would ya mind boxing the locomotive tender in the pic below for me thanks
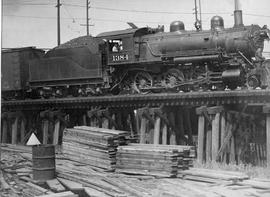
[2,7,270,99]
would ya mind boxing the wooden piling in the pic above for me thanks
[53,120,60,145]
[20,119,26,144]
[139,117,147,144]
[230,135,236,164]
[82,114,87,126]
[1,119,8,143]
[102,118,109,129]
[11,117,18,144]
[184,107,193,144]
[176,107,185,145]
[168,112,176,145]
[196,106,206,163]
[153,117,161,144]
[206,129,212,162]
[263,105,270,168]
[42,120,49,144]
[208,106,223,162]
[162,123,167,145]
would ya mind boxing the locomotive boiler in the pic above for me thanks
[1,6,270,100]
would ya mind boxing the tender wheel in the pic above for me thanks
[133,71,153,93]
[164,68,184,88]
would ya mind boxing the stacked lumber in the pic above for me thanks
[116,144,195,177]
[179,168,249,183]
[2,144,270,197]
[129,143,195,170]
[62,126,129,171]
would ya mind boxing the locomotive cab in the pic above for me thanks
[97,29,137,65]
[97,27,157,66]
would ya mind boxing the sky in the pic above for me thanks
[1,0,270,53]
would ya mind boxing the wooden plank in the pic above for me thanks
[153,117,161,144]
[46,179,65,192]
[73,126,128,136]
[84,187,110,197]
[0,173,10,190]
[53,120,60,145]
[117,145,178,153]
[139,118,147,144]
[239,179,270,190]
[179,169,247,181]
[43,120,49,144]
[162,123,167,145]
[197,115,205,164]
[38,191,78,197]
[57,178,84,192]
[11,117,18,144]
[212,112,220,161]
[58,173,123,196]
[26,182,49,193]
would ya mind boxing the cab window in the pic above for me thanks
[109,39,123,52]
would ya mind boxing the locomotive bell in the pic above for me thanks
[170,21,185,32]
[211,16,224,31]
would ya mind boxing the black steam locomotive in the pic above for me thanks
[2,10,270,100]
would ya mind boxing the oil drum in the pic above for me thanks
[32,145,56,181]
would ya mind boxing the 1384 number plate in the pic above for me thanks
[112,54,129,61]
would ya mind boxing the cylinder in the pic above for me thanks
[32,145,56,181]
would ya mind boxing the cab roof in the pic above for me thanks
[96,27,154,39]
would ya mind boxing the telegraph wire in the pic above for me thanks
[3,2,270,18]
[2,14,172,24]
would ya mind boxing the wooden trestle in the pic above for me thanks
[1,90,270,167]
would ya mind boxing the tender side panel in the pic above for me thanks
[29,51,103,86]
[1,52,21,91]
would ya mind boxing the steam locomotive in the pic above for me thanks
[2,9,270,100]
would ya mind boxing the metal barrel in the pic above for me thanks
[32,145,56,181]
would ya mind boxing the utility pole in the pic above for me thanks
[198,0,202,30]
[80,0,94,35]
[86,0,90,35]
[194,0,201,31]
[56,0,61,46]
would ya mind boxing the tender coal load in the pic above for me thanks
[53,35,104,53]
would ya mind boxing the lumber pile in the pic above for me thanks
[116,144,195,177]
[2,144,270,197]
[62,126,129,171]
[179,168,249,183]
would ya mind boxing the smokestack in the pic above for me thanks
[234,0,243,27]
[235,0,240,10]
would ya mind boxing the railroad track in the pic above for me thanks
[2,90,270,111]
